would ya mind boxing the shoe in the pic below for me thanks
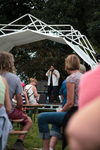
[11,142,28,150]
[54,100,57,103]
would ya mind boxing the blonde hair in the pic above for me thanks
[0,52,15,74]
[65,54,80,71]
[30,78,38,83]
[79,64,86,73]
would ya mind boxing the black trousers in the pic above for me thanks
[62,106,78,150]
[48,86,57,101]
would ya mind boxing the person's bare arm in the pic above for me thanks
[60,94,64,101]
[60,82,75,112]
[23,91,29,105]
[46,70,50,76]
[14,95,16,100]
[47,70,50,75]
[33,86,40,97]
[16,94,23,110]
[52,71,57,77]
[2,77,11,113]
[66,96,100,150]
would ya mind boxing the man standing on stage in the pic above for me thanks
[46,65,60,103]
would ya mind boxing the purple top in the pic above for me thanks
[66,72,82,106]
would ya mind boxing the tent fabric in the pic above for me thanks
[0,29,97,69]
[0,14,98,69]
[0,29,67,52]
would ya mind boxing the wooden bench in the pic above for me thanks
[10,118,24,128]
[5,119,28,150]
[9,130,28,135]
[9,118,28,135]
[10,118,24,123]
[23,104,44,122]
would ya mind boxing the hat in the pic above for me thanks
[79,64,86,73]
[21,82,25,87]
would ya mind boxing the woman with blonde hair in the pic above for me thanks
[62,54,83,150]
[25,78,40,104]
[35,54,82,150]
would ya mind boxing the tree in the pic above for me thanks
[11,40,72,88]
[1,0,100,87]
[0,0,32,23]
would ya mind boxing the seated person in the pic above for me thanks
[66,62,100,150]
[21,82,29,105]
[0,76,11,150]
[0,51,32,150]
[61,55,83,150]
[35,79,67,150]
[36,55,83,150]
[25,78,40,104]
[59,79,67,107]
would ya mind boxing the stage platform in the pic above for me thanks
[38,102,62,111]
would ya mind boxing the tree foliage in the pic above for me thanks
[0,0,100,88]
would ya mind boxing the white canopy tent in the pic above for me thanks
[0,13,98,69]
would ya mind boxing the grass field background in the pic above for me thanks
[7,113,69,150]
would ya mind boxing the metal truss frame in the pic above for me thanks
[0,13,98,69]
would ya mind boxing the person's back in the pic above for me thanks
[0,76,12,150]
[59,79,67,107]
[25,84,36,104]
[79,64,100,109]
[25,78,40,104]
[66,64,100,150]
[2,72,23,112]
[0,76,6,104]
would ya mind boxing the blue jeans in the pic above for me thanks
[38,111,67,139]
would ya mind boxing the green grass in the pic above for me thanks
[7,113,69,150]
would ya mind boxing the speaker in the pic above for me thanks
[38,93,47,104]
[36,80,48,92]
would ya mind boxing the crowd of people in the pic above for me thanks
[0,51,100,150]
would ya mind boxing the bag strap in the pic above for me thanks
[25,85,33,93]
[28,92,34,98]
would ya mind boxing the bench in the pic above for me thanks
[9,130,28,135]
[10,118,24,123]
[10,119,28,135]
[22,107,35,120]
[5,119,28,150]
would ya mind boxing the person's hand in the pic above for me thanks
[52,71,57,77]
[57,109,62,112]
[49,68,52,71]
[56,107,62,112]
[52,71,55,74]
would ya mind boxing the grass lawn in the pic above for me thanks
[7,113,69,150]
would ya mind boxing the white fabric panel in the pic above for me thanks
[64,39,97,69]
[0,29,97,68]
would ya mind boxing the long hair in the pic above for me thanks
[0,51,15,74]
